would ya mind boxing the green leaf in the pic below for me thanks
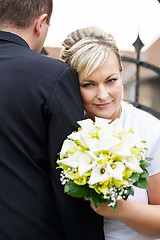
[140,159,151,169]
[64,181,106,208]
[145,157,152,162]
[133,178,148,190]
[85,190,104,208]
[64,181,89,198]
[140,169,149,179]
[128,186,134,196]
[130,172,140,181]
[112,204,117,211]
[122,187,134,201]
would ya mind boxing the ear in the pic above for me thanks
[35,13,48,36]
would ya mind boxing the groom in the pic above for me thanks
[0,0,104,239]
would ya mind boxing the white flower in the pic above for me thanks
[78,152,96,176]
[98,134,121,150]
[57,151,80,168]
[95,117,111,128]
[124,156,143,173]
[96,119,115,137]
[86,151,104,162]
[77,118,97,134]
[111,145,132,157]
[60,139,77,158]
[135,141,146,149]
[88,165,110,185]
[67,131,82,142]
[106,162,125,181]
[85,137,100,152]
[121,132,141,148]
[110,118,124,135]
[96,118,122,150]
[95,117,123,136]
[79,130,100,152]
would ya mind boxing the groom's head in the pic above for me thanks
[0,0,53,52]
[0,0,53,29]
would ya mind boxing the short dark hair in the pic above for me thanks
[0,0,53,28]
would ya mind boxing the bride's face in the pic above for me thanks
[79,51,123,121]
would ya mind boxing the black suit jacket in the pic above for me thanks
[0,31,104,240]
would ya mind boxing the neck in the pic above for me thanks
[1,25,35,51]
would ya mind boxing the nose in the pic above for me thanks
[96,85,108,100]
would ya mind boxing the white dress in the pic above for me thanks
[104,101,160,240]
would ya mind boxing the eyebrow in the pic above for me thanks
[81,73,120,83]
[80,80,95,84]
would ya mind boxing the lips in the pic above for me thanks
[95,102,111,108]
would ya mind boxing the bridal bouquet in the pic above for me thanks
[57,117,151,210]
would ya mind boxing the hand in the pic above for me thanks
[90,200,117,218]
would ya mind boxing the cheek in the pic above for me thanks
[112,83,123,99]
[80,88,93,105]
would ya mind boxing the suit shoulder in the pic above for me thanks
[26,49,71,72]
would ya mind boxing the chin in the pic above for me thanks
[97,111,112,119]
[94,114,111,120]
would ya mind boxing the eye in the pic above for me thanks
[81,83,94,88]
[107,78,117,84]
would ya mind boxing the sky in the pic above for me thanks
[44,0,160,51]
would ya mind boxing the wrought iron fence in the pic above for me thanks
[121,34,160,119]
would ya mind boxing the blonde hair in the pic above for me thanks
[61,26,122,80]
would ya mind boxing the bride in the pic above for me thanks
[60,26,160,240]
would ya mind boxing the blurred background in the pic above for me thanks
[43,0,160,118]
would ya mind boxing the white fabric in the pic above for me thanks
[104,101,160,240]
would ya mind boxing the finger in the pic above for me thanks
[90,200,95,209]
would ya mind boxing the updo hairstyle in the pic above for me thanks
[61,26,122,80]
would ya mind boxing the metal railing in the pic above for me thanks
[121,34,160,119]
